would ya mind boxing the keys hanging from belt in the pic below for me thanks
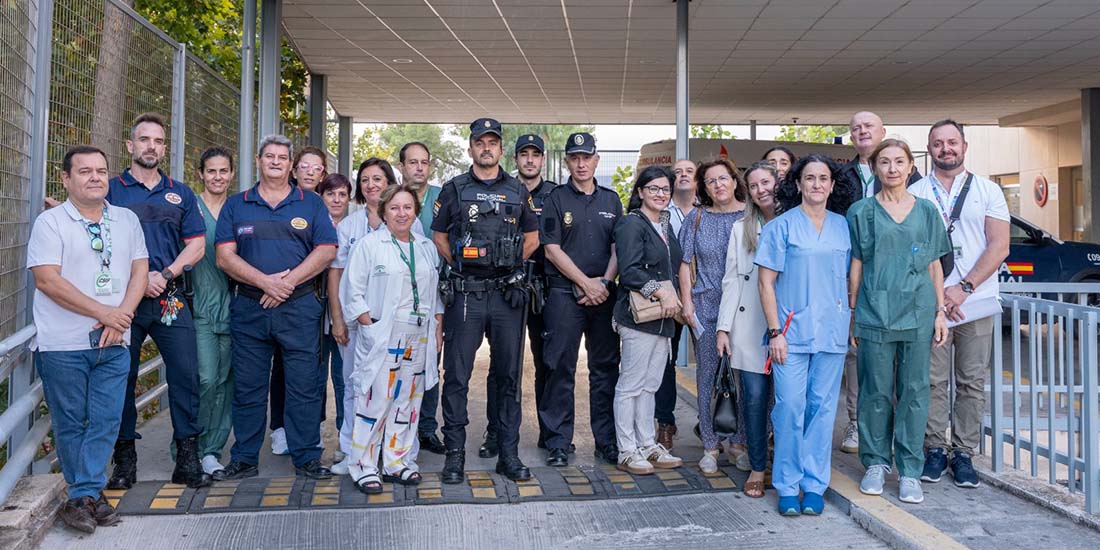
[160,288,184,326]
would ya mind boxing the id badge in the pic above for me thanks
[408,311,426,326]
[953,245,963,261]
[94,270,113,296]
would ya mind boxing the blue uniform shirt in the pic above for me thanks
[214,184,338,275]
[754,207,851,355]
[107,168,205,273]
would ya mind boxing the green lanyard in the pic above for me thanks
[857,163,875,197]
[392,234,421,324]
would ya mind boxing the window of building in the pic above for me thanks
[993,173,1020,214]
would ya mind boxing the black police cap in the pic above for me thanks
[515,134,545,155]
[470,118,503,140]
[564,132,596,155]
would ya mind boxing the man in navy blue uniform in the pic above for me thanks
[538,132,622,467]
[478,134,557,459]
[432,118,539,483]
[214,134,337,480]
[106,112,210,489]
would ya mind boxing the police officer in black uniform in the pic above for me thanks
[478,134,556,459]
[539,132,622,467]
[432,118,540,483]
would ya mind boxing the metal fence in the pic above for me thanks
[0,0,243,505]
[988,283,1100,513]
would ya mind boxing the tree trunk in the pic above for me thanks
[90,0,134,167]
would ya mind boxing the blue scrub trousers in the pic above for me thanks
[229,292,324,467]
[771,351,845,497]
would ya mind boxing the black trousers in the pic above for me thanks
[538,288,620,450]
[441,290,525,457]
[654,322,685,426]
[485,310,546,442]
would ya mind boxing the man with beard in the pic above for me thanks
[836,111,924,455]
[106,113,210,489]
[911,119,1009,489]
[478,134,557,459]
[432,118,539,483]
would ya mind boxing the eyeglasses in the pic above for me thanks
[297,163,324,173]
[86,223,104,252]
[642,185,672,195]
[703,174,733,187]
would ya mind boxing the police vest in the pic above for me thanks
[451,174,525,274]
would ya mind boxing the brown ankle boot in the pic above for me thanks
[656,423,677,451]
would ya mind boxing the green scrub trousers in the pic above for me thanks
[194,199,234,459]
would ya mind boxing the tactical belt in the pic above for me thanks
[234,282,314,302]
[546,276,577,289]
[451,276,509,293]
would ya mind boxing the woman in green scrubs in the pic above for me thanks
[846,139,950,505]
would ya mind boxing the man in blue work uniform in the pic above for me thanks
[214,134,337,480]
[479,134,557,459]
[432,118,540,483]
[106,112,210,489]
[539,132,622,467]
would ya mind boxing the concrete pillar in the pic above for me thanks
[239,0,256,190]
[308,74,327,147]
[675,0,689,160]
[258,0,282,141]
[1084,88,1100,243]
[337,115,352,177]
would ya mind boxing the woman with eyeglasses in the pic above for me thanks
[677,158,748,475]
[757,154,858,516]
[292,146,328,193]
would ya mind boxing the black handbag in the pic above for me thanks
[711,352,740,436]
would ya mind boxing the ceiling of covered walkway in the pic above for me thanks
[283,0,1100,125]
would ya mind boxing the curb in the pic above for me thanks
[0,474,65,550]
[975,467,1100,534]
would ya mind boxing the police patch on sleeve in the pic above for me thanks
[433,200,441,216]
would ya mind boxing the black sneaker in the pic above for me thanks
[594,443,619,465]
[295,459,333,479]
[950,451,980,488]
[920,447,948,483]
[217,461,258,481]
[442,449,465,484]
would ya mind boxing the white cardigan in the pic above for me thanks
[715,219,768,374]
[340,229,443,394]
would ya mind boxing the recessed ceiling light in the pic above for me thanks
[392,58,413,64]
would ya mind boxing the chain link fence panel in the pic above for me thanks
[184,52,240,190]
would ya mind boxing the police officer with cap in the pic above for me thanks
[478,134,557,459]
[432,118,539,483]
[539,132,622,467]
[106,112,210,489]
[213,134,337,480]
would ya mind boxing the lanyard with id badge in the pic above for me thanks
[930,172,974,277]
[392,235,425,326]
[83,206,120,297]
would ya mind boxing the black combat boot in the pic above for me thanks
[107,439,137,490]
[441,449,465,484]
[172,435,213,488]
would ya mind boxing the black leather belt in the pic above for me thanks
[546,276,575,289]
[234,282,314,302]
[452,276,509,292]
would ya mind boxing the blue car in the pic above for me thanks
[1001,214,1100,285]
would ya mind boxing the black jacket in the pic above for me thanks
[841,154,923,197]
[613,210,683,337]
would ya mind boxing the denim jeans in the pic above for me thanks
[740,370,774,472]
[36,346,130,499]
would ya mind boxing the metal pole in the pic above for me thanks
[337,115,352,177]
[170,44,187,182]
[308,74,327,147]
[675,0,689,160]
[258,0,282,141]
[750,119,757,141]
[239,0,256,190]
[1082,88,1100,243]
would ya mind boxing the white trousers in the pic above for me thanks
[613,323,670,456]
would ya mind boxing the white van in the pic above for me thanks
[636,138,855,174]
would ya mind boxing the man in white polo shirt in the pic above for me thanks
[27,145,148,534]
[909,120,1010,489]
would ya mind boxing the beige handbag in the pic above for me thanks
[628,281,683,324]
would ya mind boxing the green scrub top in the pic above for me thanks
[847,196,950,343]
[192,197,232,334]
[419,185,442,230]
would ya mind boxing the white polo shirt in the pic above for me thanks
[910,170,1010,322]
[27,200,148,351]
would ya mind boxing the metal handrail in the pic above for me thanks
[0,325,35,358]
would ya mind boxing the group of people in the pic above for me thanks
[29,109,1008,534]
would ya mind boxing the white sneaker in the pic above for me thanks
[201,454,224,476]
[330,457,350,475]
[898,477,924,504]
[334,450,347,463]
[617,450,655,475]
[841,420,859,454]
[271,428,289,455]
[642,443,683,469]
[698,449,719,474]
[727,445,751,472]
[860,464,889,495]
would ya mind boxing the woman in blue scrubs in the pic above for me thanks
[755,154,858,516]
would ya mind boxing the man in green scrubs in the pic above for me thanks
[193,147,236,477]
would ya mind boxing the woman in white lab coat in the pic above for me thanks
[340,185,443,494]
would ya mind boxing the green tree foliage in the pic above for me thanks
[610,165,634,208]
[776,125,848,144]
[691,125,736,139]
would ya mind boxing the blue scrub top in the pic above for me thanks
[107,169,205,273]
[214,184,338,275]
[754,207,851,355]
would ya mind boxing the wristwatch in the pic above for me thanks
[161,267,175,281]
[936,306,949,314]
[959,279,975,294]
[599,277,610,287]
[766,328,782,339]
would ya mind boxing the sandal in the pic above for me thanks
[382,468,422,486]
[355,474,383,494]
[743,476,766,498]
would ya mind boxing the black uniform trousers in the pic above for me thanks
[119,294,202,442]
[654,322,685,426]
[442,289,525,457]
[538,287,620,451]
[485,310,546,442]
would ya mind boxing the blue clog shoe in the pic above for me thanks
[777,495,801,516]
[801,492,824,515]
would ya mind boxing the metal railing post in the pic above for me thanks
[170,42,187,182]
[990,310,1004,471]
[1083,312,1099,513]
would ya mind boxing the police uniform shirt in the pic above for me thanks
[431,168,539,277]
[107,169,205,273]
[214,184,338,277]
[528,179,557,273]
[540,178,622,280]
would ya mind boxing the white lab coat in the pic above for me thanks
[340,228,443,395]
[715,218,768,374]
